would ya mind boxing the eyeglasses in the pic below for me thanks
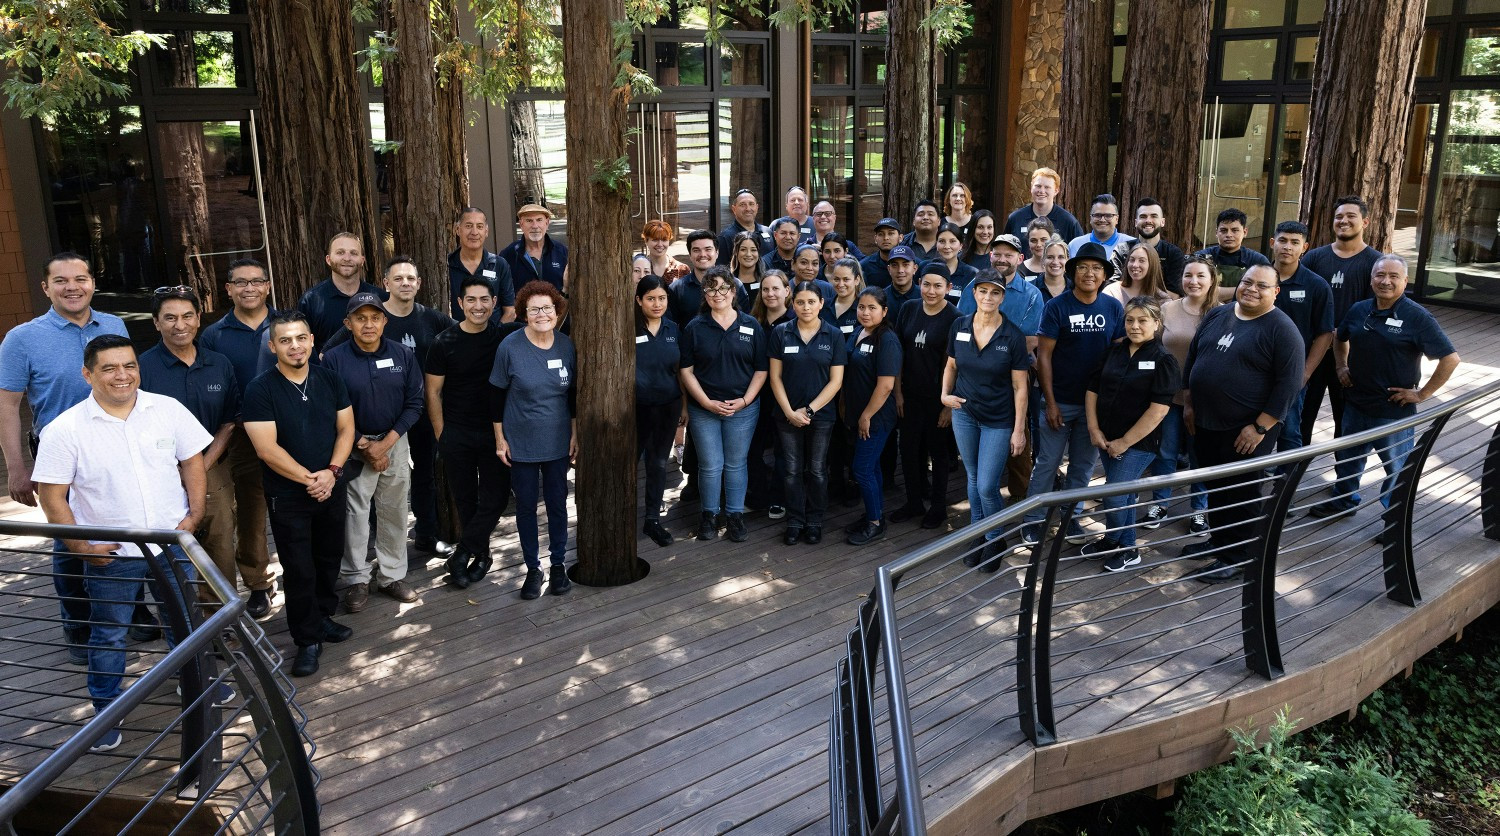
[153,285,193,296]
[228,277,271,288]
[703,286,734,297]
[813,210,835,217]
[526,305,556,316]
[1090,213,1118,220]
[1238,279,1278,291]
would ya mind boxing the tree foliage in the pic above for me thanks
[0,0,163,118]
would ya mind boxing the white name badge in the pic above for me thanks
[482,269,496,278]
[155,437,174,450]
[635,335,649,344]
[547,358,563,369]
[375,358,395,369]
[748,282,760,291]
[739,325,755,335]
[956,332,972,342]
[1138,360,1155,370]
[783,345,800,354]
[860,343,873,353]
[841,325,855,333]
[1290,290,1305,300]
[1388,319,1403,328]
[947,288,961,297]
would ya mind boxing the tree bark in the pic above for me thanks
[160,22,215,309]
[1299,0,1424,252]
[1114,0,1210,247]
[384,0,468,309]
[509,99,549,207]
[562,0,646,586]
[883,0,936,220]
[1058,0,1112,214]
[1007,0,1065,211]
[247,0,379,306]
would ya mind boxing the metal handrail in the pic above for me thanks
[832,376,1500,836]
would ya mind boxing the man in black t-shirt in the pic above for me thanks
[1195,208,1271,302]
[1132,198,1187,295]
[243,312,357,678]
[425,276,519,590]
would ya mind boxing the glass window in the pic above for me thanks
[1397,103,1437,275]
[1427,0,1453,14]
[1418,27,1443,77]
[1460,26,1500,76]
[1294,0,1323,25]
[1112,44,1126,84]
[153,30,249,88]
[657,107,713,237]
[1224,0,1284,28]
[1219,37,1278,81]
[955,43,988,86]
[1290,36,1316,80]
[1426,90,1500,307]
[509,100,568,245]
[811,98,855,209]
[654,41,707,87]
[720,42,765,86]
[1114,0,1130,36]
[719,98,771,230]
[1466,0,1500,12]
[155,119,265,300]
[861,43,887,85]
[1199,102,1274,249]
[951,95,991,208]
[1272,103,1308,230]
[141,0,245,11]
[720,0,770,30]
[857,106,885,242]
[812,43,852,85]
[860,7,888,33]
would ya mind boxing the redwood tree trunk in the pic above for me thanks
[248,0,379,306]
[883,0,936,220]
[1299,0,1425,252]
[562,0,645,586]
[1058,0,1112,213]
[384,0,468,309]
[1007,0,1065,210]
[510,100,549,207]
[1114,0,1210,246]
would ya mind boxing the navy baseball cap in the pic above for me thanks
[346,292,388,316]
[887,245,918,263]
[874,217,902,232]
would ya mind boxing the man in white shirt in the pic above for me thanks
[33,334,212,752]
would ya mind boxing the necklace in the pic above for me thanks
[287,374,310,402]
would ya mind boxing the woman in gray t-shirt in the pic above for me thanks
[491,281,577,601]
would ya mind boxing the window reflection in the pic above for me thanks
[1427,91,1500,307]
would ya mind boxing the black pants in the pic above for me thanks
[512,457,569,569]
[266,486,347,647]
[440,424,511,558]
[1301,353,1345,445]
[899,397,953,511]
[775,418,834,526]
[746,405,783,509]
[636,400,677,519]
[407,414,439,542]
[1192,424,1280,556]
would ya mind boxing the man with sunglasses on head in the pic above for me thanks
[199,257,279,620]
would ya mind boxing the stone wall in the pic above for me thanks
[1006,0,1064,210]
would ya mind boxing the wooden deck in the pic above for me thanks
[2,305,1498,835]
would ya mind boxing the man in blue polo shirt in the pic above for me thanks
[671,230,751,327]
[1021,242,1125,545]
[297,232,384,350]
[198,257,278,620]
[883,246,921,310]
[1268,220,1334,455]
[901,200,941,261]
[498,203,569,293]
[139,288,245,603]
[717,188,774,265]
[447,207,516,323]
[1067,194,1135,281]
[760,218,801,277]
[860,217,903,288]
[1311,255,1460,526]
[772,186,817,246]
[0,252,131,658]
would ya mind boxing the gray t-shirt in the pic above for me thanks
[489,329,576,463]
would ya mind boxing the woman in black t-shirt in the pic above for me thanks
[635,276,683,548]
[1082,296,1182,572]
[746,270,793,519]
[843,288,903,546]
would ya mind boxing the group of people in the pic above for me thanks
[633,176,1462,582]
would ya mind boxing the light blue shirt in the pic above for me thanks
[1067,230,1135,257]
[955,272,1045,336]
[0,308,128,432]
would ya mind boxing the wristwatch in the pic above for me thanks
[1253,423,1271,435]
[327,463,345,479]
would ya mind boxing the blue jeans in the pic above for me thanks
[851,425,894,523]
[1150,404,1208,511]
[1333,405,1415,509]
[951,408,1013,539]
[1099,448,1157,547]
[1023,403,1098,523]
[688,399,761,514]
[1277,387,1308,451]
[86,546,193,712]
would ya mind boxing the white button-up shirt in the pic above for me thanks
[33,390,212,557]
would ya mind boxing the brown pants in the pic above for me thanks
[219,427,273,591]
[1005,433,1032,501]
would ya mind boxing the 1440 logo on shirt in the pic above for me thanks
[1067,313,1109,331]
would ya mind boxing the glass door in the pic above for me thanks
[1199,99,1276,252]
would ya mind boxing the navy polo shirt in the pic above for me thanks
[447,249,516,321]
[1272,265,1335,353]
[860,252,893,288]
[823,299,861,338]
[1337,297,1455,420]
[896,300,960,401]
[680,311,769,401]
[770,319,846,422]
[137,343,240,436]
[323,302,455,371]
[667,272,752,327]
[1039,292,1126,406]
[772,216,818,246]
[886,282,920,311]
[1086,339,1181,453]
[498,235,568,292]
[716,220,774,265]
[900,233,939,262]
[297,279,386,349]
[635,318,683,407]
[322,338,424,437]
[760,250,796,277]
[844,328,903,433]
[199,307,278,406]
[947,316,1032,427]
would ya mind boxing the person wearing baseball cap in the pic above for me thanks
[883,244,921,310]
[984,231,1046,502]
[498,203,569,293]
[321,291,425,611]
[860,217,905,289]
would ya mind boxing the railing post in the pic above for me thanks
[1241,462,1305,679]
[234,621,321,836]
[849,598,884,830]
[1381,416,1449,605]
[875,566,926,836]
[140,542,211,796]
[1483,419,1500,542]
[1016,504,1063,746]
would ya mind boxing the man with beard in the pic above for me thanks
[1300,195,1383,443]
[1131,198,1187,295]
[901,200,942,262]
[811,200,863,259]
[499,204,569,293]
[297,232,384,350]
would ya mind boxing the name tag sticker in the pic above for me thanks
[375,358,395,369]
[1290,290,1305,300]
[947,289,961,298]
[748,282,760,291]
[739,325,755,335]
[841,325,855,333]
[482,269,496,278]
[783,345,800,354]
[547,358,564,369]
[1139,360,1156,370]
[860,343,873,353]
[956,332,972,342]
[1388,319,1403,328]
[634,335,649,344]
[156,437,174,450]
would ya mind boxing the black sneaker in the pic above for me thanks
[1308,497,1358,519]
[783,526,803,546]
[128,623,161,643]
[1141,505,1168,530]
[1079,538,1120,560]
[1196,558,1244,583]
[726,513,749,543]
[245,585,274,621]
[1179,541,1217,560]
[1102,549,1141,572]
[1188,513,1210,535]
[977,537,1007,573]
[644,519,674,548]
[548,565,572,595]
[520,568,545,600]
[846,521,886,546]
[920,507,947,529]
[697,511,719,542]
[844,519,866,535]
[802,526,823,545]
[889,504,925,524]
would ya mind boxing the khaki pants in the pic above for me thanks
[195,457,237,599]
[225,427,273,591]
[340,435,412,588]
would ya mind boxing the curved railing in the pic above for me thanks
[0,524,319,835]
[829,378,1500,836]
